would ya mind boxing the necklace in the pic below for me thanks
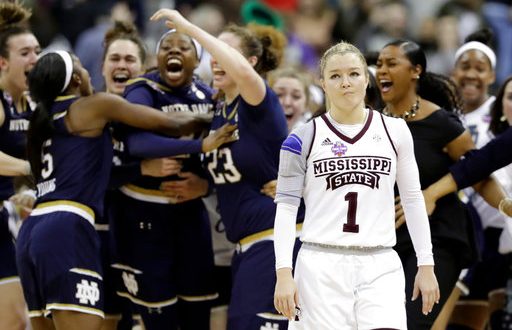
[383,97,420,119]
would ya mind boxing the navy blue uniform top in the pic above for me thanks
[203,84,288,242]
[122,71,214,190]
[35,96,113,217]
[450,127,512,189]
[0,91,33,200]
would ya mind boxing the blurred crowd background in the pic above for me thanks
[21,0,512,94]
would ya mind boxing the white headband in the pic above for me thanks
[47,50,74,93]
[454,41,496,69]
[156,29,203,60]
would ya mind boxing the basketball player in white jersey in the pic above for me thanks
[273,41,440,329]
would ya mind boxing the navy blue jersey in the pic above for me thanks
[203,84,287,242]
[0,91,34,199]
[35,96,113,216]
[122,71,214,190]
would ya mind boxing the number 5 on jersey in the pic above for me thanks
[41,139,54,179]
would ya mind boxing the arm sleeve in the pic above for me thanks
[274,122,313,269]
[126,132,202,158]
[450,128,512,188]
[394,119,434,266]
[108,162,142,189]
[274,203,299,269]
[274,123,314,206]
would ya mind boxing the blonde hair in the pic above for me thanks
[268,66,312,104]
[319,41,368,79]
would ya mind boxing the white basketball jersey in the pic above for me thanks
[301,110,398,247]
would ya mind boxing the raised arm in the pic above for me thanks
[150,9,266,105]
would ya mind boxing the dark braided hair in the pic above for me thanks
[27,53,70,180]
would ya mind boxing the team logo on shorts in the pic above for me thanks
[122,271,139,296]
[331,141,348,157]
[75,280,100,306]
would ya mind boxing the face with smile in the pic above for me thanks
[375,45,420,104]
[452,49,495,109]
[157,32,198,88]
[272,76,308,130]
[211,32,241,92]
[0,33,40,93]
[321,52,368,113]
[102,39,143,95]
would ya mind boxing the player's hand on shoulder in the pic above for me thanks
[274,268,299,320]
[202,123,238,152]
[412,265,440,316]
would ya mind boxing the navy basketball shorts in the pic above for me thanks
[0,206,18,283]
[228,239,300,330]
[16,207,104,318]
[113,193,216,309]
[96,227,125,319]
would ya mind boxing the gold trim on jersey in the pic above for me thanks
[116,291,178,308]
[111,263,143,275]
[222,100,239,120]
[31,200,95,226]
[52,110,67,120]
[28,310,45,318]
[55,95,77,101]
[177,293,219,302]
[0,276,20,286]
[126,77,172,93]
[119,184,178,204]
[256,312,288,321]
[46,303,104,318]
[69,268,103,280]
[237,223,303,253]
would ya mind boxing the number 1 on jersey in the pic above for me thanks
[343,192,359,233]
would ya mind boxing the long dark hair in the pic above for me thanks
[27,52,69,180]
[384,39,462,113]
[489,76,512,135]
